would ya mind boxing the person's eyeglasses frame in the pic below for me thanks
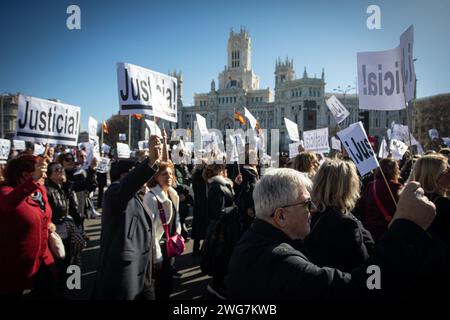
[270,199,314,217]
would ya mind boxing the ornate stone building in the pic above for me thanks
[178,27,327,152]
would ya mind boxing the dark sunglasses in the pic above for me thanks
[270,199,315,217]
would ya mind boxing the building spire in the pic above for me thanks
[303,67,307,79]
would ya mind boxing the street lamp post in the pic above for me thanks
[0,94,4,139]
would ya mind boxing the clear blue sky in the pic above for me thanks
[1,0,449,131]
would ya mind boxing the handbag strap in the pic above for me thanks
[371,181,392,222]
[150,191,171,244]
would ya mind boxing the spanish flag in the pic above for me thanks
[234,112,245,125]
[102,121,109,134]
[132,114,143,120]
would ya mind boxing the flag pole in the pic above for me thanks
[128,114,131,147]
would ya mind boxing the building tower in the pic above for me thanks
[274,57,295,88]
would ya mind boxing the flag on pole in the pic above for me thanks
[132,114,143,120]
[102,121,109,134]
[234,112,246,125]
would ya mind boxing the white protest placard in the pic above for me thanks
[117,62,177,122]
[400,25,415,103]
[337,122,379,176]
[284,118,300,142]
[429,129,439,140]
[289,142,302,159]
[0,139,11,163]
[117,142,131,158]
[244,107,257,130]
[357,47,405,110]
[13,140,26,151]
[96,157,111,174]
[378,137,389,159]
[144,119,162,138]
[16,95,80,146]
[101,143,111,154]
[138,140,149,150]
[331,137,341,151]
[325,95,350,124]
[88,116,98,140]
[195,114,208,136]
[390,139,408,160]
[303,128,330,154]
[33,143,46,156]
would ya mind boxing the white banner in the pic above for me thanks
[144,119,162,138]
[303,128,330,154]
[33,143,46,156]
[400,25,415,103]
[357,47,405,111]
[195,114,208,136]
[96,157,111,174]
[331,136,341,151]
[289,142,302,159]
[13,140,26,151]
[117,142,131,158]
[325,95,350,124]
[117,62,177,122]
[244,107,257,130]
[391,124,418,146]
[284,118,300,142]
[88,116,98,140]
[138,140,149,150]
[16,95,80,146]
[337,122,379,176]
[0,139,11,163]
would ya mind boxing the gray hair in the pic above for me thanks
[253,168,312,220]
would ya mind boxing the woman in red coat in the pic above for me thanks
[0,154,55,298]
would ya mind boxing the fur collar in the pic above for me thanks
[149,184,179,205]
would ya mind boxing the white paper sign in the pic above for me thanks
[0,139,11,162]
[13,140,26,151]
[138,140,149,150]
[244,107,257,130]
[378,137,389,159]
[33,143,46,156]
[326,95,350,124]
[119,133,127,141]
[144,119,162,138]
[442,137,450,147]
[101,144,111,154]
[117,142,131,158]
[303,128,330,154]
[284,118,300,142]
[16,95,80,146]
[331,137,341,151]
[88,116,98,140]
[337,122,379,176]
[429,129,439,140]
[390,139,408,160]
[357,47,405,111]
[400,25,415,103]
[196,114,208,136]
[117,62,177,122]
[96,157,111,174]
[289,142,302,159]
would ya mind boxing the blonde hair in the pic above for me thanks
[410,154,448,196]
[312,159,361,214]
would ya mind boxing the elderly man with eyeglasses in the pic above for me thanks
[226,168,440,300]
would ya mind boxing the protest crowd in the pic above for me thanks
[0,25,449,301]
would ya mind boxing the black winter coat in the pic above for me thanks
[226,218,437,300]
[46,179,81,227]
[305,207,374,272]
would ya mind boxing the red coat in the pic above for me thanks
[0,178,55,293]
